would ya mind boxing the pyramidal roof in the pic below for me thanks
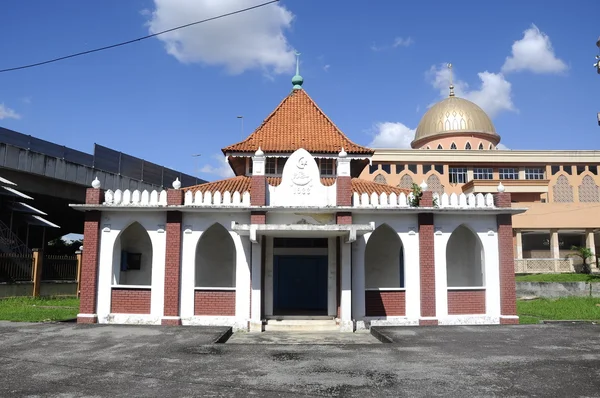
[222,89,373,155]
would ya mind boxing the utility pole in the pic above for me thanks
[595,37,600,125]
[192,154,201,177]
[237,115,244,139]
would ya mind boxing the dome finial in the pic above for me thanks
[292,50,303,90]
[447,63,455,97]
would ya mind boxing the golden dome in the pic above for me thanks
[412,96,499,148]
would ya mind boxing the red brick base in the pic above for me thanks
[419,319,439,326]
[447,290,486,315]
[500,317,519,325]
[76,315,98,324]
[111,288,151,314]
[365,291,405,316]
[194,290,236,316]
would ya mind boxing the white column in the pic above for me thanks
[586,230,597,271]
[550,229,560,259]
[351,235,366,329]
[234,234,251,331]
[515,229,523,260]
[250,238,262,332]
[339,239,353,332]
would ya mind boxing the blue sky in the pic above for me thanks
[0,0,599,181]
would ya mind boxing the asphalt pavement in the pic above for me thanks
[0,321,598,397]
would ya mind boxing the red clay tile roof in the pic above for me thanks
[184,175,251,194]
[351,179,411,196]
[185,176,410,197]
[222,89,373,155]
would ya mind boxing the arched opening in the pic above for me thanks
[398,174,414,190]
[488,143,493,150]
[365,225,404,288]
[426,174,445,195]
[426,146,431,149]
[478,142,484,150]
[195,223,236,287]
[450,142,457,150]
[437,144,443,149]
[446,225,484,287]
[365,224,405,316]
[114,222,153,286]
[374,174,387,184]
[465,142,472,150]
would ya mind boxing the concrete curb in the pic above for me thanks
[212,327,233,344]
[541,320,599,325]
[370,327,394,343]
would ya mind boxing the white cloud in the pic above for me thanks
[496,143,510,150]
[428,64,516,118]
[323,64,330,72]
[0,104,21,120]
[371,36,414,52]
[393,37,414,48]
[501,24,567,74]
[368,122,415,149]
[199,154,235,178]
[147,0,295,75]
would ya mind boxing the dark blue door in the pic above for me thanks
[273,255,328,315]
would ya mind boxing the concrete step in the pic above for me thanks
[264,319,339,332]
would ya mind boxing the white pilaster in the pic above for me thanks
[434,228,448,318]
[180,225,195,319]
[339,239,353,332]
[327,237,337,317]
[234,233,251,330]
[250,238,262,332]
[264,237,274,317]
[351,234,366,325]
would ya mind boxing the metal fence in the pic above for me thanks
[93,144,203,188]
[42,255,78,281]
[0,253,34,282]
[0,127,93,166]
[0,127,205,189]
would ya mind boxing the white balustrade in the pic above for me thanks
[351,190,497,208]
[104,189,168,206]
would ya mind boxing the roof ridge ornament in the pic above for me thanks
[292,50,303,90]
[448,63,455,97]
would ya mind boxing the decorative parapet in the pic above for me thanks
[352,191,495,208]
[104,189,167,206]
[184,190,251,206]
[435,192,495,208]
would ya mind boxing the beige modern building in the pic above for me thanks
[360,88,600,273]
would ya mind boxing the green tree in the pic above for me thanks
[569,246,594,275]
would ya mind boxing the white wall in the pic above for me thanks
[446,225,484,287]
[195,223,235,287]
[353,214,420,321]
[434,214,500,319]
[117,222,153,286]
[365,224,403,288]
[97,211,167,323]
[180,212,251,329]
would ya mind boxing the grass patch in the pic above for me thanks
[0,297,79,322]
[515,273,600,283]
[517,297,600,324]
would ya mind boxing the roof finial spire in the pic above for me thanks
[292,50,304,90]
[447,63,455,97]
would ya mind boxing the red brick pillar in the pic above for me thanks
[163,189,183,325]
[418,191,436,325]
[77,186,104,324]
[494,192,518,324]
